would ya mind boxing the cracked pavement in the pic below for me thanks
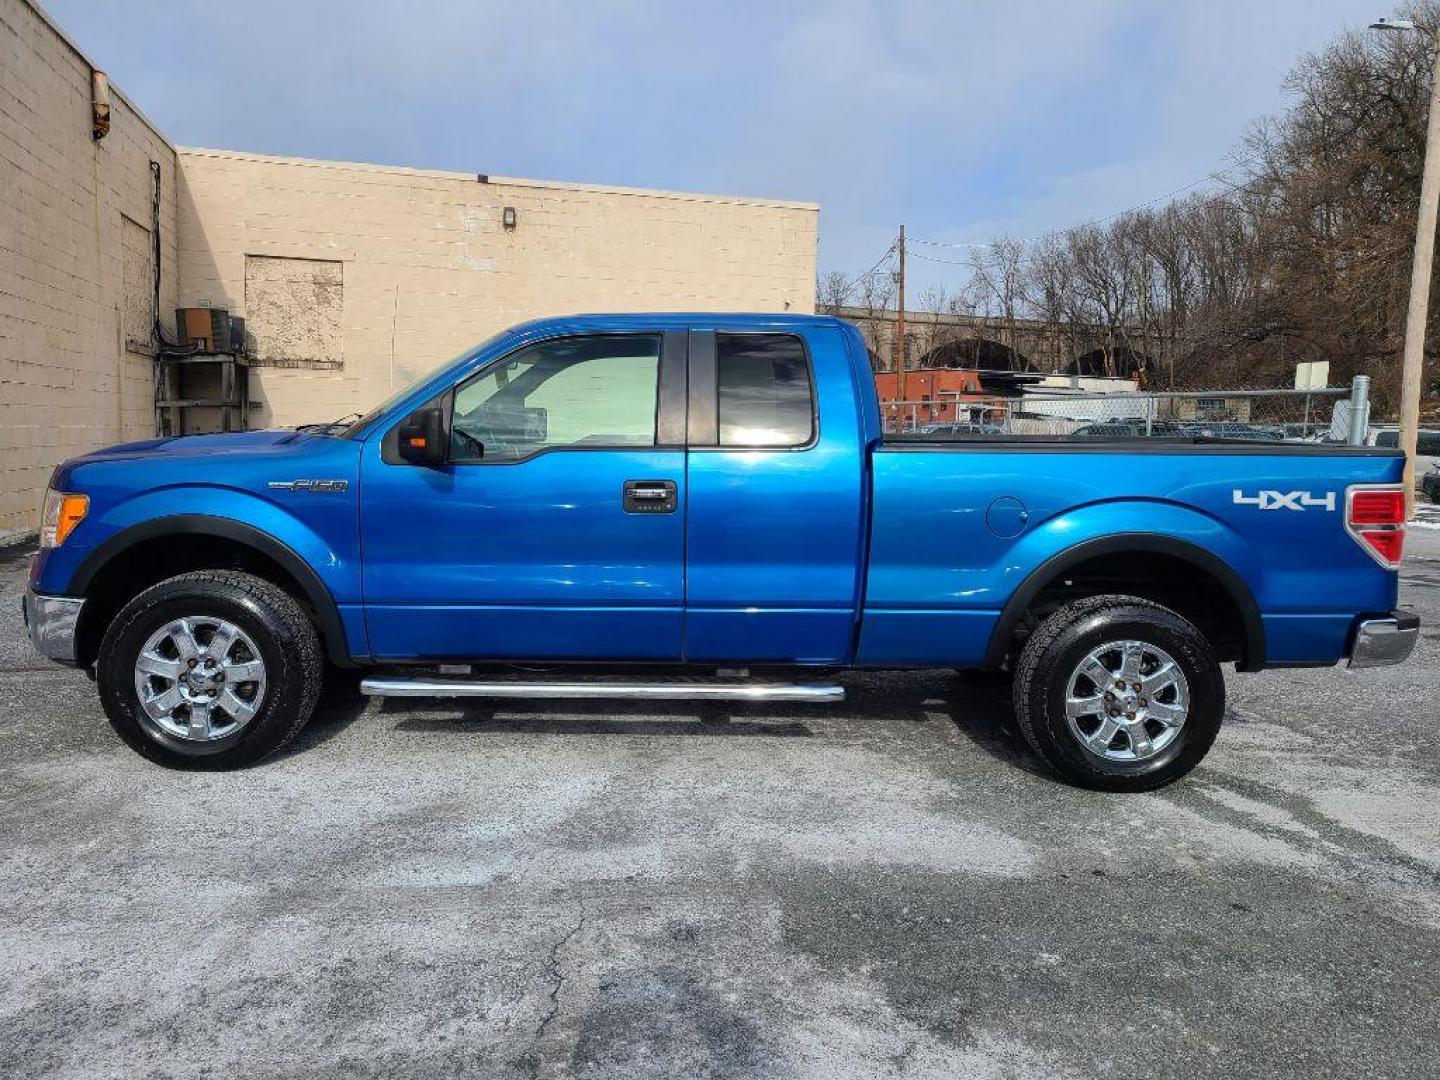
[1,533,1438,1078]
[523,901,587,1078]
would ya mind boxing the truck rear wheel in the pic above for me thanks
[96,570,323,770]
[1011,594,1224,792]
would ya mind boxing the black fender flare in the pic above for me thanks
[69,515,356,668]
[981,533,1266,671]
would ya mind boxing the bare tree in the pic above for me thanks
[854,270,897,370]
[816,271,850,316]
[965,239,1027,360]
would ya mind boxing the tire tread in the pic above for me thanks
[1012,593,1222,792]
[98,570,323,768]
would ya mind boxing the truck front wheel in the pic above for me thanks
[96,570,323,769]
[1011,594,1224,792]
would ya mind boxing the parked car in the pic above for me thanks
[1423,464,1440,504]
[1193,422,1285,441]
[1367,426,1440,477]
[917,421,1006,436]
[1071,420,1186,438]
[23,314,1418,791]
[1280,422,1330,442]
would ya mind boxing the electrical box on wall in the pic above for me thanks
[175,307,232,352]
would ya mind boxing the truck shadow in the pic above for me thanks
[388,701,817,738]
[272,695,371,759]
[841,671,1047,778]
[270,672,373,759]
[367,672,1043,775]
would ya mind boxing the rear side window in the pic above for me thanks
[716,334,814,447]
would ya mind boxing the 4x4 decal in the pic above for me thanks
[1232,489,1336,511]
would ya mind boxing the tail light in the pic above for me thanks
[1345,484,1406,569]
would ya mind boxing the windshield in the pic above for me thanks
[342,332,506,439]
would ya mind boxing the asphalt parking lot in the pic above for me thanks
[2,534,1438,1080]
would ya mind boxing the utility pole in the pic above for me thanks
[895,225,907,412]
[1373,16,1439,517]
[1401,35,1440,516]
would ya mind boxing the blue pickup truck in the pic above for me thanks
[24,314,1419,790]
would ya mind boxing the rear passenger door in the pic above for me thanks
[682,327,867,663]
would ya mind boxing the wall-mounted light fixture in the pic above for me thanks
[91,70,111,140]
[502,206,517,230]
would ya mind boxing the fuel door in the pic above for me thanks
[986,496,1030,539]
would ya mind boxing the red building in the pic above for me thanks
[873,369,1011,430]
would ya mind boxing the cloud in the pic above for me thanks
[48,0,1372,294]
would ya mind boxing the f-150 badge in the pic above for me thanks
[267,479,349,493]
[1233,489,1335,511]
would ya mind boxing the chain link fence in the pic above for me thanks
[879,381,1371,444]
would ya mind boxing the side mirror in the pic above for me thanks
[397,407,448,466]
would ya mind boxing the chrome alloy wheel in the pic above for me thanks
[132,617,267,742]
[1064,639,1189,762]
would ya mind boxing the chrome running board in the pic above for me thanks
[359,677,844,703]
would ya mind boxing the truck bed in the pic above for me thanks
[882,432,1402,455]
[856,439,1405,668]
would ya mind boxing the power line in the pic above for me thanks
[831,163,1247,290]
[852,240,898,280]
[907,238,1008,250]
[826,240,898,300]
[906,162,1247,251]
[908,249,976,267]
[1056,163,1247,231]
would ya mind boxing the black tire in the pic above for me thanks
[1012,594,1224,792]
[97,570,323,769]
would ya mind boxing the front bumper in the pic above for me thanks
[21,590,85,666]
[1348,610,1420,669]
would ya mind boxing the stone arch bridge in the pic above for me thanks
[832,305,1166,380]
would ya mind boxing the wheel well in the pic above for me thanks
[75,534,336,668]
[997,550,1252,668]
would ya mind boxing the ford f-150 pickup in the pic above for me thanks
[23,314,1420,790]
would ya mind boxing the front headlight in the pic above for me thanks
[39,488,89,549]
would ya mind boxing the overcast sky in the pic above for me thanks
[49,0,1371,292]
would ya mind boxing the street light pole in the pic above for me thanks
[1373,16,1439,517]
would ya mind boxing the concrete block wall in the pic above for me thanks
[0,0,178,542]
[176,149,818,428]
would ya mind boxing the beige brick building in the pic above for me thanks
[0,0,178,542]
[176,148,817,430]
[0,0,818,541]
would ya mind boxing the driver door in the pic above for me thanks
[359,331,687,661]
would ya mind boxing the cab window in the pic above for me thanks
[716,333,814,447]
[450,334,661,462]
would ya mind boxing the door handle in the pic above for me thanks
[623,479,678,514]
